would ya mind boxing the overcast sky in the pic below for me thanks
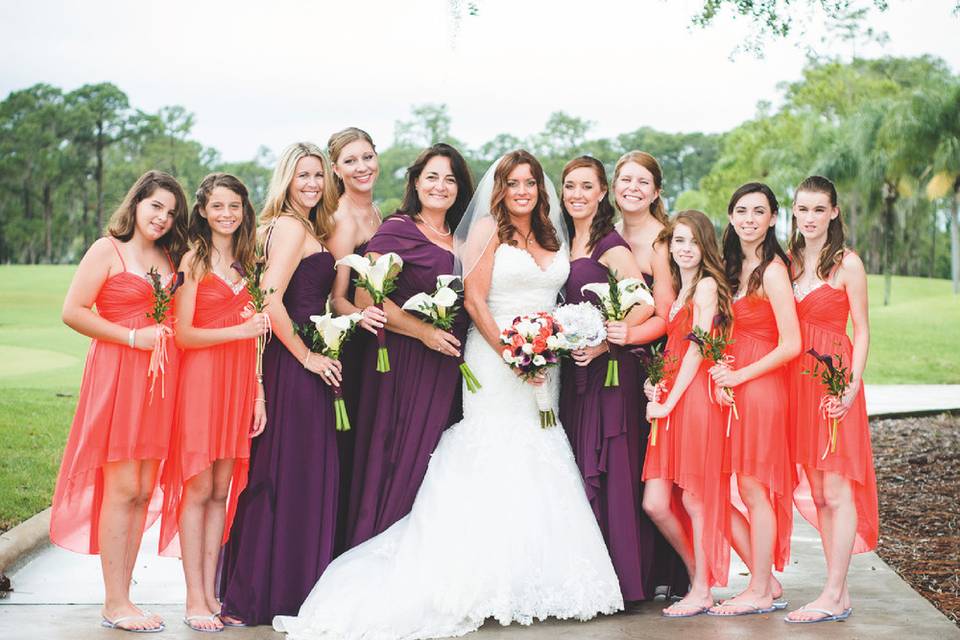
[1,0,958,162]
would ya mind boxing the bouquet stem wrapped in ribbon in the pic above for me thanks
[686,324,739,436]
[145,267,183,402]
[299,310,363,431]
[401,275,482,393]
[500,311,569,428]
[232,249,274,385]
[638,343,678,447]
[336,252,404,373]
[803,347,852,460]
[552,302,607,394]
[580,269,654,387]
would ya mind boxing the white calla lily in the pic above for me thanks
[335,252,404,297]
[433,286,458,308]
[309,312,362,354]
[436,274,462,291]
[618,278,654,308]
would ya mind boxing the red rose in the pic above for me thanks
[511,334,526,349]
[532,337,547,353]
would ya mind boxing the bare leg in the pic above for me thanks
[710,474,775,614]
[99,460,162,632]
[180,466,222,631]
[204,460,234,614]
[643,478,696,577]
[663,490,713,615]
[788,469,856,621]
[729,482,783,600]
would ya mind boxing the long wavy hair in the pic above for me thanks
[560,156,615,253]
[788,175,846,281]
[327,127,377,197]
[187,173,257,279]
[260,142,337,242]
[107,170,188,263]
[659,210,734,334]
[490,150,560,251]
[397,143,475,232]
[613,151,669,225]
[721,182,790,297]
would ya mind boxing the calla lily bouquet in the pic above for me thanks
[300,310,364,431]
[686,325,739,436]
[500,311,569,428]
[402,275,482,393]
[581,269,654,387]
[336,252,404,373]
[639,343,678,447]
[145,267,184,401]
[802,347,852,460]
[232,247,275,385]
[552,302,607,394]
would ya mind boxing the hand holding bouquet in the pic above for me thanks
[639,343,677,446]
[687,324,739,436]
[145,267,184,401]
[803,347,852,459]
[402,275,482,393]
[232,246,275,384]
[500,311,568,428]
[552,302,606,393]
[301,311,363,431]
[581,269,654,387]
[336,252,404,372]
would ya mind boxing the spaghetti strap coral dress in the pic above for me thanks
[725,294,796,572]
[158,272,257,556]
[50,239,180,554]
[344,215,464,549]
[218,251,340,626]
[790,281,878,553]
[642,301,731,588]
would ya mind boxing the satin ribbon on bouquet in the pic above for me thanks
[649,381,671,447]
[709,354,739,437]
[241,301,273,384]
[147,324,174,401]
[819,395,842,460]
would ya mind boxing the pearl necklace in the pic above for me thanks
[420,215,451,237]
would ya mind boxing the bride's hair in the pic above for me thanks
[490,150,560,251]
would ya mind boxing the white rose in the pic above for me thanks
[522,343,534,355]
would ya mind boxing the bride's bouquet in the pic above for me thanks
[552,302,607,394]
[336,252,404,373]
[401,275,482,393]
[145,267,183,401]
[300,310,363,431]
[581,269,654,387]
[500,311,569,428]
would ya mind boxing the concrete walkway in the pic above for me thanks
[2,384,959,639]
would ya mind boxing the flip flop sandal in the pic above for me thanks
[707,601,777,616]
[215,612,248,627]
[772,599,789,610]
[662,603,712,618]
[784,606,853,623]
[101,615,165,633]
[183,614,224,633]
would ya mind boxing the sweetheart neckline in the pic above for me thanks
[496,243,565,274]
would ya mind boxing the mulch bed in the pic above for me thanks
[872,413,960,627]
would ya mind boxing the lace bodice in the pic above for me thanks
[487,244,570,324]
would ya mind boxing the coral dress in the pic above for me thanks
[345,215,465,549]
[790,282,878,553]
[50,239,180,554]
[725,294,796,572]
[158,273,257,556]
[642,302,731,587]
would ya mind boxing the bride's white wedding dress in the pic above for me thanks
[274,244,623,640]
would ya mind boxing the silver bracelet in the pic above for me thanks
[128,328,136,349]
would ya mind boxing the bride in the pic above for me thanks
[274,150,623,640]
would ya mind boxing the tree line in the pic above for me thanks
[1,54,958,300]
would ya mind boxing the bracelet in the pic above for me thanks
[128,328,136,348]
[254,398,266,405]
[302,351,312,370]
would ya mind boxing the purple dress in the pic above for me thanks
[559,230,689,601]
[344,215,465,549]
[218,251,339,625]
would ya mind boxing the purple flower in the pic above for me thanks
[169,271,185,296]
[806,348,836,375]
[686,332,704,347]
[231,260,248,279]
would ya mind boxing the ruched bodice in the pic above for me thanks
[796,284,849,335]
[732,295,779,345]
[284,252,335,324]
[96,273,161,325]
[192,274,251,327]
[487,244,570,324]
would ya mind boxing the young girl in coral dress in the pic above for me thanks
[785,176,876,624]
[159,173,270,632]
[52,170,188,633]
[708,183,801,617]
[643,210,734,617]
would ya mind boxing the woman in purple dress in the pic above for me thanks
[325,127,388,554]
[217,143,343,626]
[345,143,475,548]
[557,156,658,602]
[612,151,690,598]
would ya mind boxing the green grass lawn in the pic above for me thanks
[0,266,957,532]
